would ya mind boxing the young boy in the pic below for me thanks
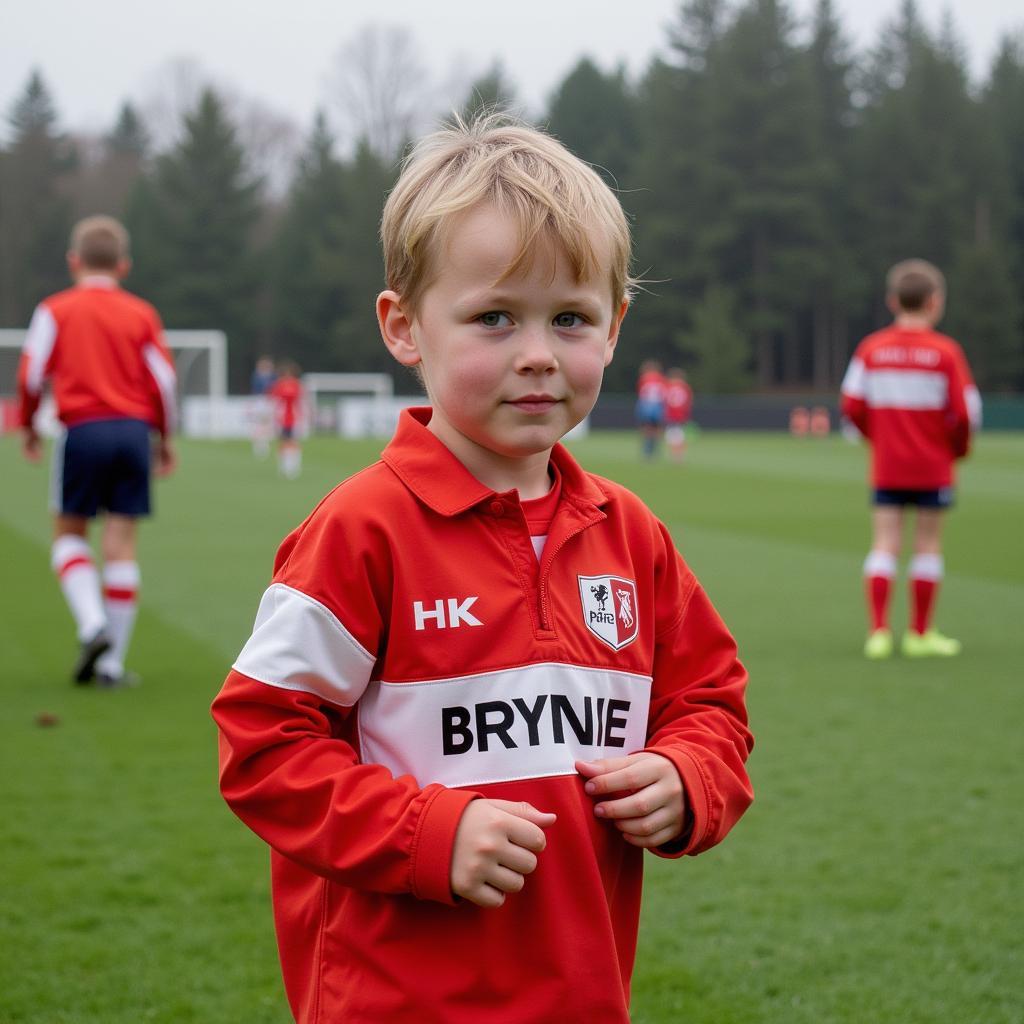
[840,259,981,659]
[269,360,304,478]
[212,117,753,1023]
[17,215,177,686]
[664,366,693,461]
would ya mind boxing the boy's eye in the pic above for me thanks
[478,311,511,328]
[554,312,585,328]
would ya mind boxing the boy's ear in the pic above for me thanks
[376,290,421,367]
[603,299,629,367]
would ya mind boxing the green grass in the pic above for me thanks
[1,430,1021,1023]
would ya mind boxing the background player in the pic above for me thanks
[840,258,981,659]
[664,366,693,462]
[269,360,304,478]
[17,215,177,686]
[212,116,752,1023]
[635,358,666,459]
[249,355,277,458]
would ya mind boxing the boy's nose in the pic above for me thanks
[515,328,558,373]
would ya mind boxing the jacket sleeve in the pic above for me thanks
[642,522,753,858]
[946,345,981,460]
[839,346,869,438]
[211,500,478,904]
[141,309,178,436]
[17,303,58,428]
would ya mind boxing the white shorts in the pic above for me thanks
[666,424,686,444]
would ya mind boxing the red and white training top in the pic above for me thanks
[665,379,693,425]
[840,324,981,489]
[636,369,666,404]
[212,408,753,1024]
[269,375,303,431]
[17,277,177,435]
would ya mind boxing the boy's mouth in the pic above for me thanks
[507,395,560,414]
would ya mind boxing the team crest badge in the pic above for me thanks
[578,575,639,651]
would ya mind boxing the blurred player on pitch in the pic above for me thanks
[841,259,981,660]
[634,358,666,459]
[17,215,177,686]
[664,367,693,462]
[249,355,277,458]
[269,360,305,478]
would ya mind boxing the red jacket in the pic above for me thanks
[270,375,303,431]
[17,278,177,434]
[212,408,752,1024]
[840,325,980,489]
[665,380,693,425]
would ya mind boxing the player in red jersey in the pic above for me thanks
[17,216,177,686]
[212,116,752,1024]
[664,367,693,462]
[840,259,981,659]
[269,361,304,478]
[635,358,666,458]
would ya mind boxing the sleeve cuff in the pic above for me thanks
[642,744,710,858]
[410,786,481,904]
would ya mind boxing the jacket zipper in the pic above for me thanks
[537,517,595,631]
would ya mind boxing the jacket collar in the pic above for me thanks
[381,407,610,517]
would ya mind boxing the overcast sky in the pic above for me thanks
[2,0,1022,141]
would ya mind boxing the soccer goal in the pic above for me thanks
[301,372,414,438]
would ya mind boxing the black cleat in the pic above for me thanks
[95,669,141,689]
[72,630,112,684]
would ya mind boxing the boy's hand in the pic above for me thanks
[155,438,177,477]
[450,799,556,909]
[576,753,686,849]
[22,428,41,462]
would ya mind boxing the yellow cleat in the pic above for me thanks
[864,628,894,659]
[901,629,962,658]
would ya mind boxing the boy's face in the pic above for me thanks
[379,203,626,478]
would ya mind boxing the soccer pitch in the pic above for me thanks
[1,430,1021,1023]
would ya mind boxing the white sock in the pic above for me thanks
[281,446,301,478]
[908,553,943,582]
[51,536,107,642]
[95,561,140,677]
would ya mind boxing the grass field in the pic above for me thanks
[1,429,1022,1023]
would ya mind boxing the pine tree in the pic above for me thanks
[805,0,865,387]
[126,88,261,386]
[622,1,731,390]
[0,70,74,324]
[270,112,350,372]
[946,240,1024,390]
[673,284,752,392]
[459,63,518,123]
[545,59,636,189]
[704,0,830,386]
[329,139,398,375]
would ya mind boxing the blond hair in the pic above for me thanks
[381,114,633,313]
[886,259,945,312]
[69,215,130,270]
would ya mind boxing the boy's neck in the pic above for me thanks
[74,270,120,287]
[427,419,554,500]
[894,312,934,330]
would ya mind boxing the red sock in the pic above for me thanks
[911,578,938,635]
[866,576,891,631]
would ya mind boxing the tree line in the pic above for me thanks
[1,0,1022,394]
